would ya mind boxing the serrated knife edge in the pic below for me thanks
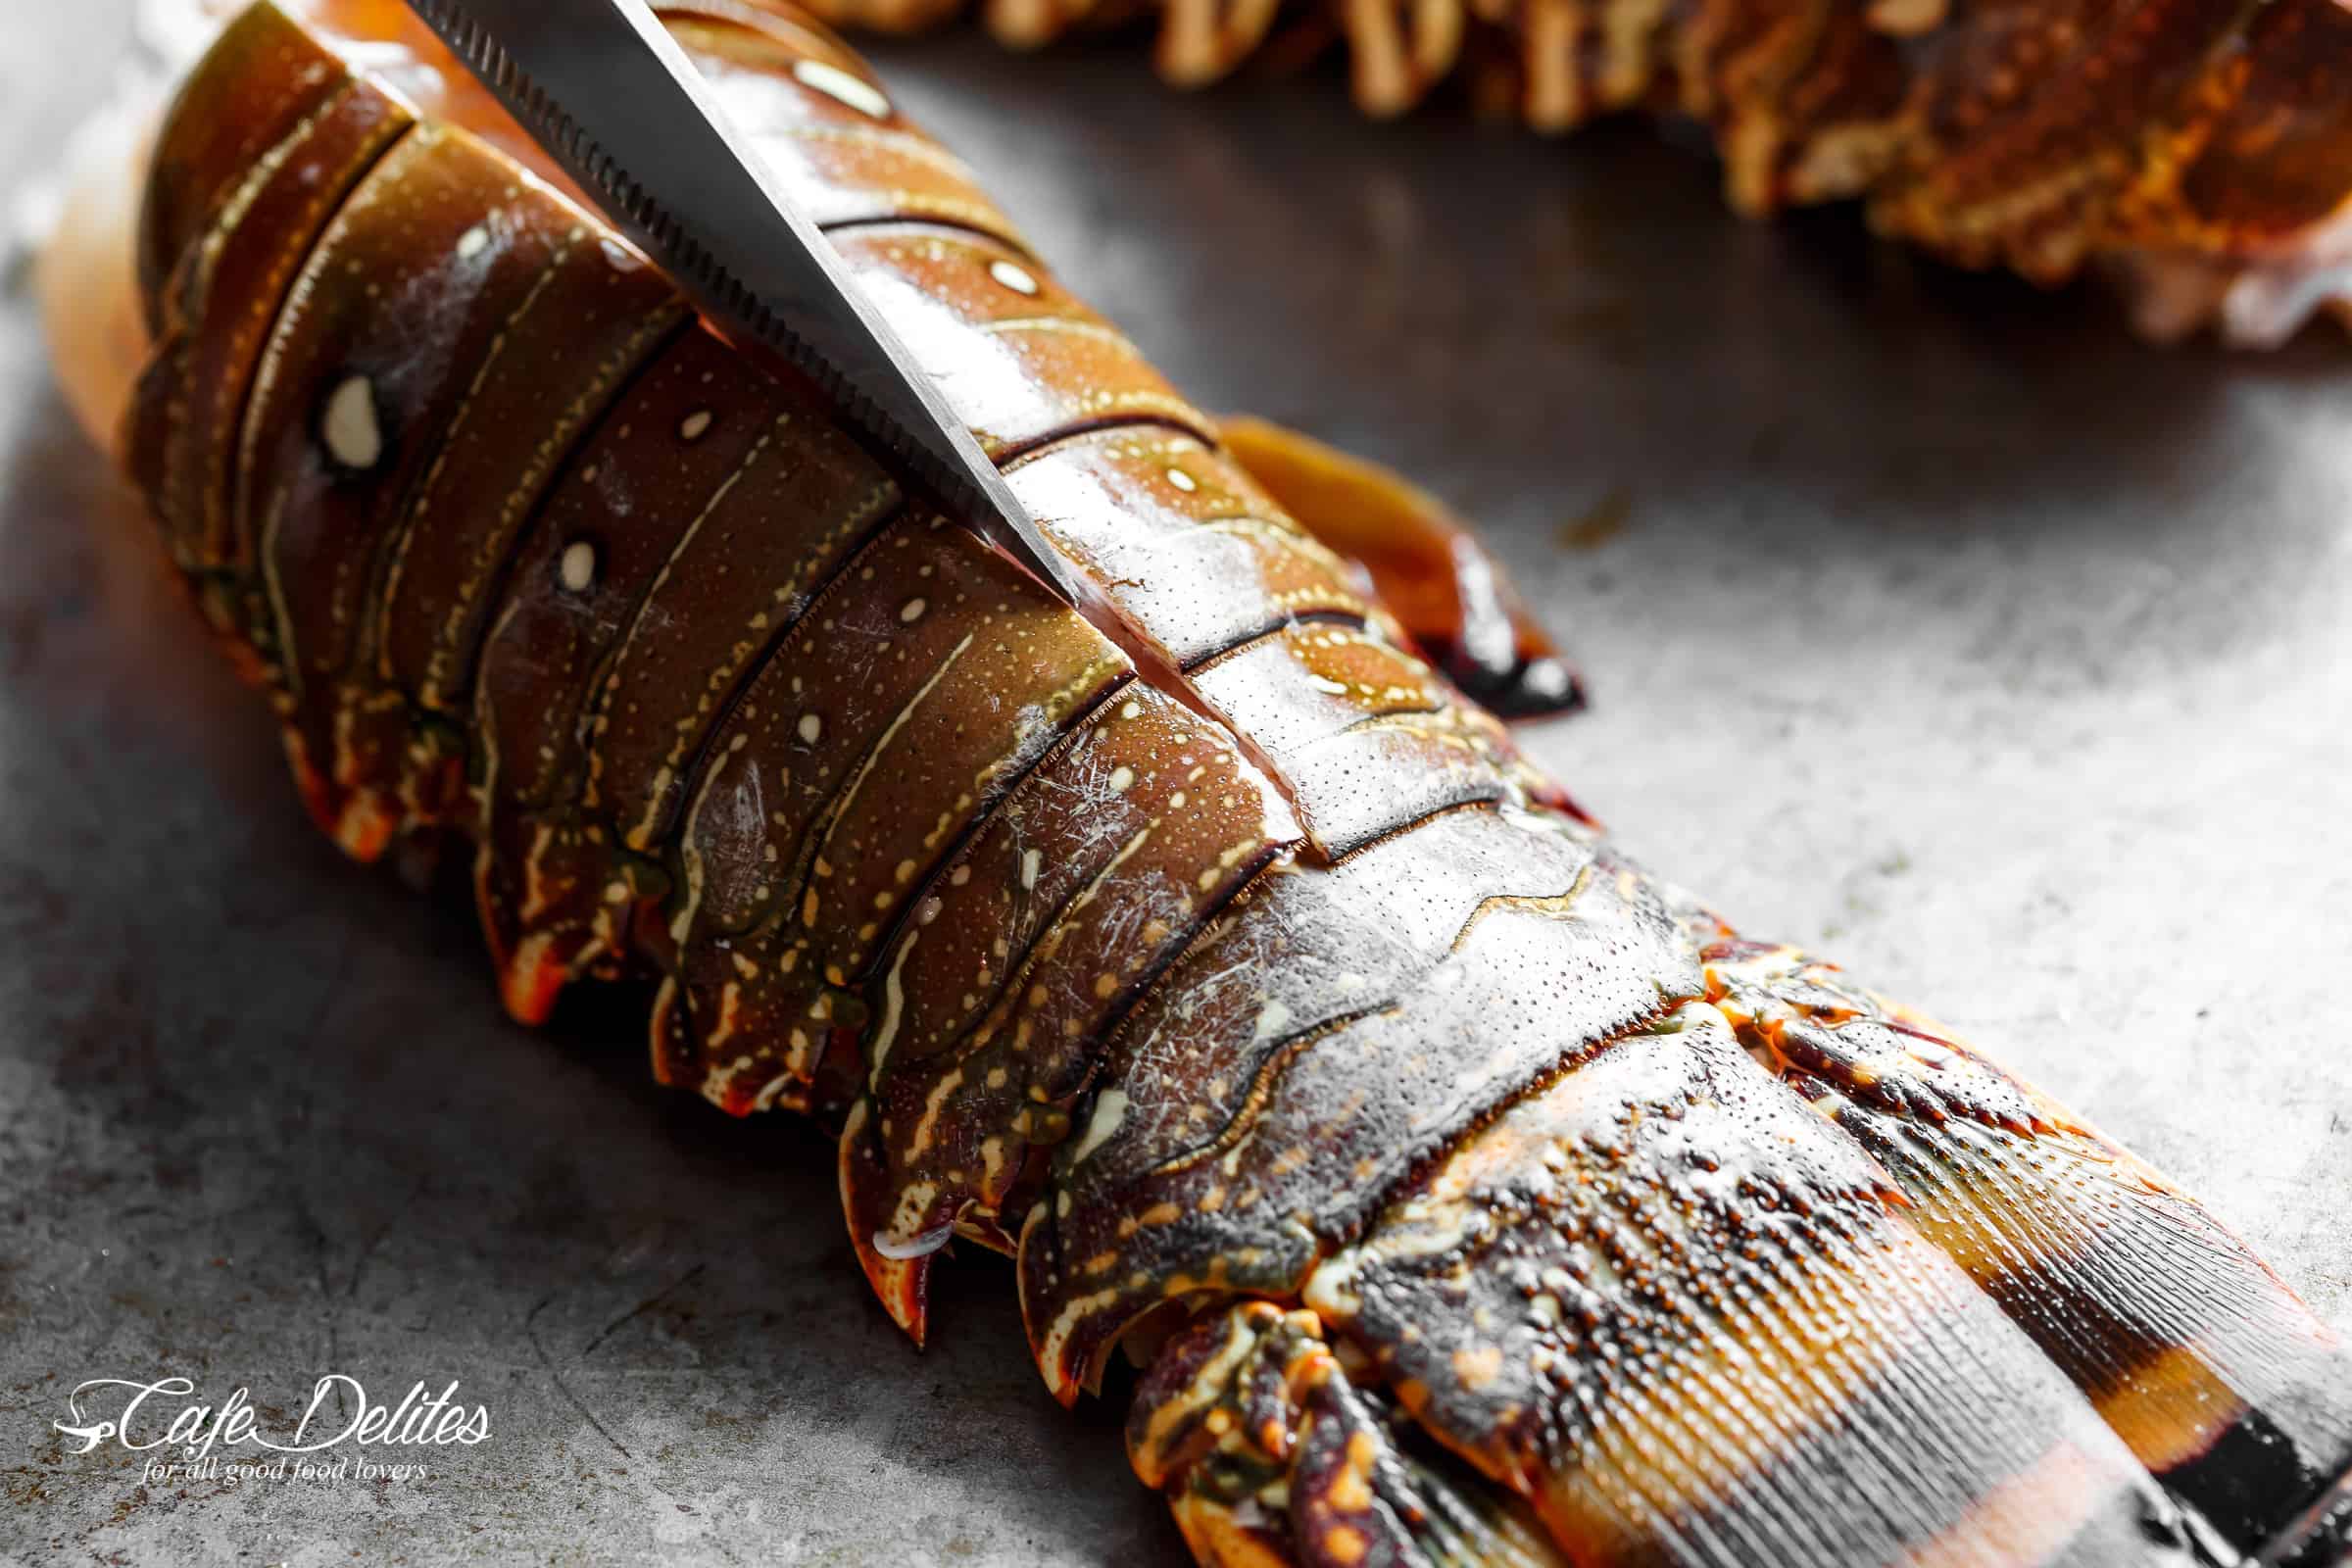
[394,0,1310,823]
[404,0,1072,600]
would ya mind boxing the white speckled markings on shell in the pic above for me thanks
[558,538,597,594]
[792,58,891,120]
[321,373,382,469]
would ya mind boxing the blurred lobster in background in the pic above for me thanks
[36,1,2352,1564]
[801,0,2352,346]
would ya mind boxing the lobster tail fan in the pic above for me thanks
[1291,1004,2201,1568]
[1702,940,2352,1560]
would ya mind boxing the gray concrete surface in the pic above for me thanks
[3,7,2349,1566]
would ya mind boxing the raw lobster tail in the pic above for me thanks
[801,0,2352,346]
[116,3,2352,1562]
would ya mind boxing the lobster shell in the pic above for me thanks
[94,2,2352,1563]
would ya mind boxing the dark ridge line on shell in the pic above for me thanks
[1310,780,1525,867]
[988,411,1226,473]
[215,111,422,580]
[841,670,1145,1004]
[1179,608,1378,676]
[656,0,870,52]
[1131,858,1605,1184]
[631,490,915,864]
[429,310,704,724]
[720,588,1118,963]
[758,110,984,178]
[811,211,1048,270]
[1019,831,1307,1199]
[1335,701,1457,738]
[1324,795,1510,869]
[997,415,1225,476]
[882,747,1167,1079]
[1444,865,1597,957]
[1139,1004,1401,1183]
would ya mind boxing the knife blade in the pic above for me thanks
[399,0,1120,631]
[399,0,1308,822]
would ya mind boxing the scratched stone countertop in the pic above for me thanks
[3,5,2349,1566]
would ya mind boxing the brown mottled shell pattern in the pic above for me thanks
[122,4,2352,1566]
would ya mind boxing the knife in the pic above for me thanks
[400,0,1168,668]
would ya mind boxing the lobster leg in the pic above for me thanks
[749,0,2352,345]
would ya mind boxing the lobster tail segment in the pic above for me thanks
[126,5,416,585]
